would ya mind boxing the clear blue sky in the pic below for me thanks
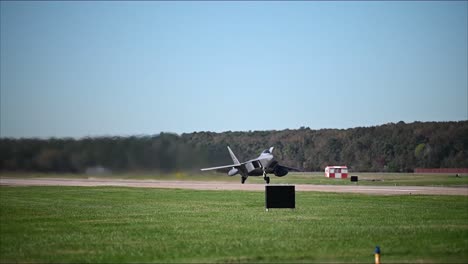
[1,1,467,138]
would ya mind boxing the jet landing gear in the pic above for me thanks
[263,170,270,184]
[241,177,247,184]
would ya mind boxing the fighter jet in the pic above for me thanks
[201,146,300,184]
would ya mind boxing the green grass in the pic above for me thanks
[2,171,468,187]
[1,186,467,263]
[273,172,468,187]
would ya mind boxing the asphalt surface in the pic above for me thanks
[1,178,467,196]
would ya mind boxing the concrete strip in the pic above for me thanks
[1,178,467,196]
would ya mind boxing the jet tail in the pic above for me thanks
[227,146,240,165]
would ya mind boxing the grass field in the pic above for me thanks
[2,171,468,187]
[1,186,467,263]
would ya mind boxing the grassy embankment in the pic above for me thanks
[1,186,467,263]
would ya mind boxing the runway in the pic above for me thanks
[1,177,467,196]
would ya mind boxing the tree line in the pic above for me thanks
[1,121,467,173]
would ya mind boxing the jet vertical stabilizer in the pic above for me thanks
[227,146,240,165]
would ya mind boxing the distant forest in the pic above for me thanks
[1,121,467,173]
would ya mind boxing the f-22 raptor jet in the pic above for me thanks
[201,146,300,184]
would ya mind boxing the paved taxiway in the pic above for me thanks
[1,178,467,196]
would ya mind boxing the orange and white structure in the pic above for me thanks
[324,166,348,179]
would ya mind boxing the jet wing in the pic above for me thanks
[201,164,241,172]
[280,165,302,172]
